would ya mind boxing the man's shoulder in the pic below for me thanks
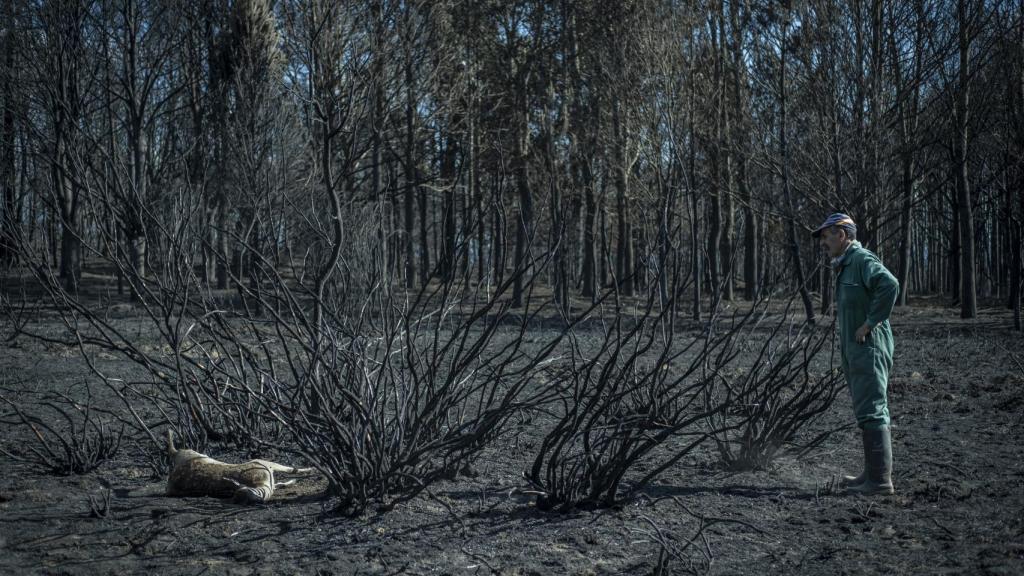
[849,243,881,265]
[849,244,897,282]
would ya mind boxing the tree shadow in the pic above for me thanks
[642,482,820,501]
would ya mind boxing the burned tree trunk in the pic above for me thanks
[724,1,757,301]
[0,2,16,268]
[1015,186,1022,331]
[893,6,923,307]
[43,2,88,291]
[955,0,977,318]
[511,69,532,308]
[612,96,633,297]
[717,7,734,301]
[403,33,418,289]
[778,5,815,323]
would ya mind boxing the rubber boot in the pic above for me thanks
[842,469,865,488]
[847,426,894,496]
[841,434,868,487]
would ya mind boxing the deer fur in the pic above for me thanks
[165,430,314,504]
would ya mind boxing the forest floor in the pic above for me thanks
[0,295,1022,575]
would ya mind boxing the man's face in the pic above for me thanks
[820,227,849,259]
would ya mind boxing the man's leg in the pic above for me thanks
[846,346,894,495]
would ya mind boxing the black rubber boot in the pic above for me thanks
[842,469,865,487]
[841,431,868,487]
[847,426,894,496]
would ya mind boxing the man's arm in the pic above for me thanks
[862,256,899,329]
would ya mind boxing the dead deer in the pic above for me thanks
[165,430,314,504]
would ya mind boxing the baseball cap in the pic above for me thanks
[811,213,856,238]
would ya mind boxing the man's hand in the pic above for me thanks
[856,323,873,344]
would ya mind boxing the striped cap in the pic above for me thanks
[811,213,856,238]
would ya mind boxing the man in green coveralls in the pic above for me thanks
[812,213,899,496]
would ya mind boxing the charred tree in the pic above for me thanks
[778,3,815,323]
[0,0,16,267]
[955,0,977,318]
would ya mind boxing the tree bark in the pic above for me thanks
[581,160,597,298]
[893,4,922,306]
[600,182,608,289]
[418,165,430,284]
[612,96,633,296]
[473,110,485,284]
[717,6,734,301]
[48,7,84,292]
[949,190,960,300]
[440,131,458,281]
[403,34,418,289]
[1011,0,1024,322]
[955,0,977,318]
[0,2,16,267]
[688,22,701,322]
[778,5,815,323]
[511,81,533,308]
[1015,183,1022,330]
[492,172,505,285]
[55,143,81,291]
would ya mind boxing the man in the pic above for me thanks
[812,213,899,496]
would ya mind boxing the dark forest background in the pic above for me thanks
[0,0,1021,326]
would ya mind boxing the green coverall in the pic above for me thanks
[834,241,899,430]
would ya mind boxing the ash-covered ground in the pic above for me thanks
[1,302,1021,575]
